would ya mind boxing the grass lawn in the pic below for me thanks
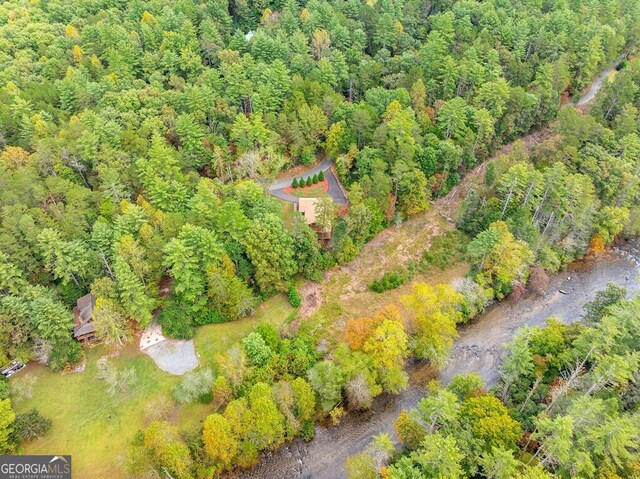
[11,294,294,479]
[286,180,328,198]
[290,186,327,198]
[280,199,295,229]
[194,294,294,367]
[13,345,177,479]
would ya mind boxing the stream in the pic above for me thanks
[239,240,640,479]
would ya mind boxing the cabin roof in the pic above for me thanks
[74,322,95,338]
[73,293,95,338]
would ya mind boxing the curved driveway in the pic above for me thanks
[269,158,334,191]
[269,159,348,205]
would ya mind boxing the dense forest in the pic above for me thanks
[1,0,638,367]
[1,0,640,476]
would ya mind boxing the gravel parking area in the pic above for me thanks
[144,339,199,375]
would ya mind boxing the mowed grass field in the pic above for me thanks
[11,294,294,479]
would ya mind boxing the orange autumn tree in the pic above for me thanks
[589,234,606,253]
[342,305,409,394]
[344,316,376,350]
[344,305,404,350]
[0,146,29,168]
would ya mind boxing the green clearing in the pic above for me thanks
[12,346,174,479]
[280,199,295,229]
[11,294,294,479]
[194,294,294,366]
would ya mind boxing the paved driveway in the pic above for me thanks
[268,158,334,191]
[269,162,348,205]
[576,53,628,106]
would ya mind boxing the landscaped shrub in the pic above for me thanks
[292,177,299,188]
[369,272,406,293]
[312,173,319,183]
[48,339,83,372]
[306,176,313,186]
[318,170,325,181]
[288,285,302,307]
[158,304,195,339]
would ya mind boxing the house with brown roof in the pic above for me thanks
[73,293,96,344]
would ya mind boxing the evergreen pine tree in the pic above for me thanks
[318,170,325,181]
[292,177,299,188]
